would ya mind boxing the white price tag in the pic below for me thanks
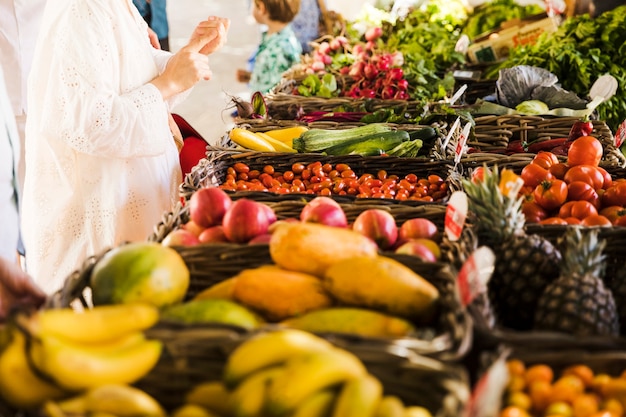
[454,123,472,165]
[445,191,468,242]
[457,246,494,306]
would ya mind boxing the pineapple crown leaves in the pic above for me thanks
[460,165,526,243]
[559,226,607,279]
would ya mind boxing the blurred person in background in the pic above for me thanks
[236,0,302,93]
[133,0,170,50]
[21,0,229,294]
[0,63,45,320]
[0,0,46,195]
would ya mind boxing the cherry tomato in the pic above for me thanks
[563,165,605,190]
[558,200,598,220]
[532,151,559,170]
[533,179,568,211]
[567,135,603,167]
[233,162,250,173]
[522,164,553,188]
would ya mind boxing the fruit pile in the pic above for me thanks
[177,329,437,417]
[516,135,626,226]
[500,359,626,417]
[218,161,448,201]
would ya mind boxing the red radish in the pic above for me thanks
[395,240,437,263]
[387,68,404,81]
[188,187,232,228]
[222,199,270,243]
[318,42,331,54]
[394,90,409,100]
[300,197,347,228]
[365,27,383,42]
[363,63,379,80]
[198,225,228,243]
[399,218,438,241]
[352,209,398,249]
[162,229,200,247]
[329,38,342,51]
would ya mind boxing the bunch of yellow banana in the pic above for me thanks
[176,329,435,417]
[0,303,162,411]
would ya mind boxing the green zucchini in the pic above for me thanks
[325,130,410,156]
[409,127,437,142]
[292,123,392,153]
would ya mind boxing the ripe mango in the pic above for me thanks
[280,307,416,338]
[323,256,439,323]
[270,222,378,277]
[193,278,237,301]
[232,265,334,322]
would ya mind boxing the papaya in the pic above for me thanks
[269,222,378,277]
[161,299,263,329]
[232,265,334,322]
[90,242,190,308]
[193,278,237,301]
[323,256,440,323]
[280,307,416,338]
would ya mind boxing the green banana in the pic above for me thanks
[0,329,67,410]
[292,389,337,417]
[52,384,165,417]
[185,381,231,416]
[29,333,162,391]
[331,373,383,417]
[265,347,367,416]
[223,329,333,388]
[374,395,406,417]
[228,366,283,417]
[29,303,159,344]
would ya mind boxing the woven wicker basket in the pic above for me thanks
[470,114,625,168]
[180,146,459,204]
[136,325,470,415]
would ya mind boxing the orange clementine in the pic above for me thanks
[546,401,574,416]
[551,375,586,403]
[529,379,554,413]
[602,398,624,417]
[572,394,600,417]
[564,365,595,388]
[499,405,531,417]
[508,375,527,392]
[507,391,532,411]
[526,364,554,385]
[507,359,526,377]
[591,374,613,395]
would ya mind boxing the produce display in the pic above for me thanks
[6,2,626,417]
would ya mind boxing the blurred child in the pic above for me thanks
[237,0,302,94]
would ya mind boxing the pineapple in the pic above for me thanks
[534,227,619,336]
[462,166,561,331]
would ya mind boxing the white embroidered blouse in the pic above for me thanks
[22,0,184,294]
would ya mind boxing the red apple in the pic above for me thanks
[260,203,277,225]
[162,228,200,247]
[351,209,398,249]
[300,197,347,228]
[248,233,273,244]
[222,198,270,243]
[399,218,438,241]
[188,187,232,228]
[395,240,437,263]
[198,225,228,243]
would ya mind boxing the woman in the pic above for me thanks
[21,0,229,294]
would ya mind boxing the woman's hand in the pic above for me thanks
[0,257,46,322]
[190,16,230,55]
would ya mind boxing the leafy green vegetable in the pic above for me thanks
[297,74,339,98]
[462,0,544,39]
[487,6,626,131]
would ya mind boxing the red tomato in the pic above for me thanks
[566,181,600,208]
[600,206,626,224]
[521,164,553,188]
[563,217,582,225]
[533,179,568,211]
[563,165,605,190]
[597,166,613,189]
[615,216,626,227]
[539,217,568,225]
[549,162,569,180]
[567,135,603,167]
[558,200,598,220]
[532,151,559,170]
[602,182,626,207]
[471,167,488,183]
[522,201,549,223]
[581,214,612,227]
